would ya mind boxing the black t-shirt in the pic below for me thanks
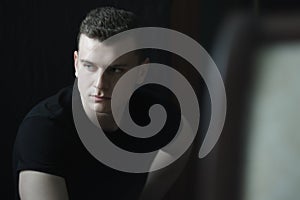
[13,86,149,200]
[13,84,181,199]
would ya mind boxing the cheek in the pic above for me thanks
[77,74,93,94]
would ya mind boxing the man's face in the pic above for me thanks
[74,34,148,130]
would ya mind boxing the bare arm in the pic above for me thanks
[139,117,193,200]
[19,170,69,200]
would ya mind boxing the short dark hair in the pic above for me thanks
[77,7,145,61]
[77,7,140,45]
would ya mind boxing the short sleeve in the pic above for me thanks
[14,116,66,177]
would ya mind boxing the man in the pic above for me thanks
[13,6,188,200]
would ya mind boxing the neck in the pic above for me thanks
[81,98,119,132]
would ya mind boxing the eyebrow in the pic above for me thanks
[80,59,129,68]
[80,59,96,66]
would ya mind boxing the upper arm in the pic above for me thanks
[14,116,68,195]
[139,116,194,200]
[19,170,69,200]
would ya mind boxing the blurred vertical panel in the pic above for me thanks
[243,42,300,200]
[203,10,300,200]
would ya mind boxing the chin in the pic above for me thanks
[90,104,108,113]
[95,111,113,118]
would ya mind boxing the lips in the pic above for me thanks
[90,95,111,102]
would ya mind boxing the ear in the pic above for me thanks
[136,57,150,84]
[74,51,79,77]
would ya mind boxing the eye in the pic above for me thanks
[108,67,125,74]
[83,64,97,72]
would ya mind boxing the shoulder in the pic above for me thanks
[13,85,75,177]
[16,85,74,149]
[16,85,73,143]
[25,85,73,122]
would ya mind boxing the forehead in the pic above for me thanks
[78,34,140,66]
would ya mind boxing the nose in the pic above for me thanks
[94,68,108,90]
